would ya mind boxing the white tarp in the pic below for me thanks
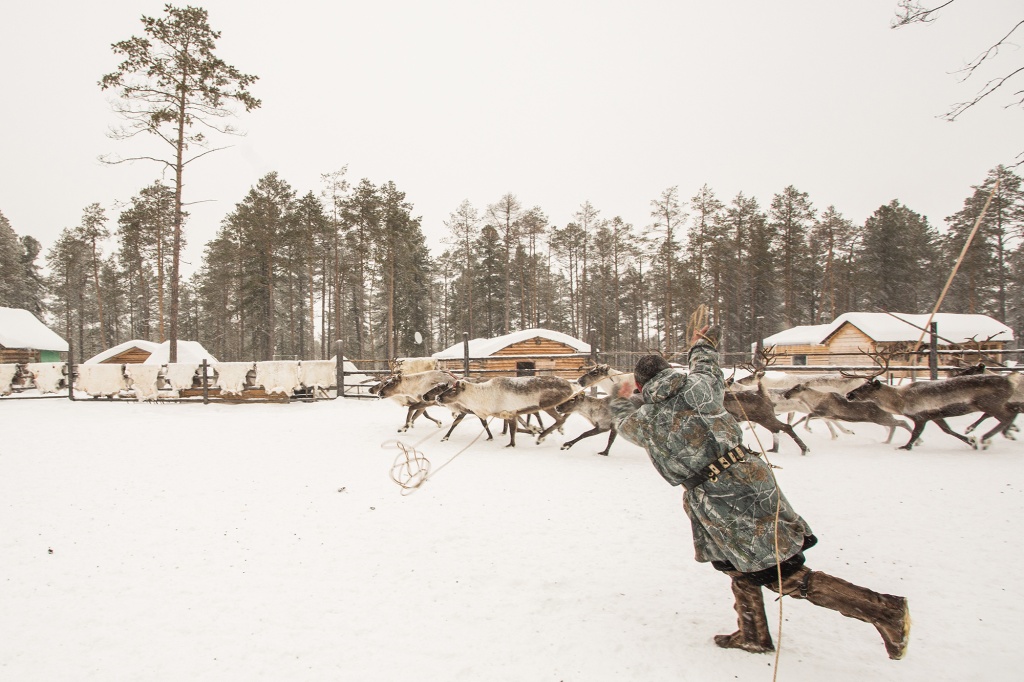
[255,361,301,396]
[125,364,163,401]
[25,362,65,393]
[298,360,336,389]
[213,362,253,395]
[75,364,127,397]
[164,363,200,391]
[0,364,17,395]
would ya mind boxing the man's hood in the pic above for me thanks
[641,368,688,404]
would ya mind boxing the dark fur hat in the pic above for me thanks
[634,354,671,388]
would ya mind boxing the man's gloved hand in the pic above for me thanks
[691,324,720,349]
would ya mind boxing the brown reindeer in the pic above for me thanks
[844,350,1017,450]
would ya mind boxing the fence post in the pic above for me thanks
[342,337,350,395]
[462,332,470,377]
[202,359,209,404]
[67,343,75,401]
[929,322,939,380]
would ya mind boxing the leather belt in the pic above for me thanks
[681,444,757,491]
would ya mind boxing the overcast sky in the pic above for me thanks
[1,1,1020,276]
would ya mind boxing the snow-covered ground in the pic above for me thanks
[1,396,1020,681]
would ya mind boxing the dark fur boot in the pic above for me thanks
[715,576,774,653]
[768,567,911,660]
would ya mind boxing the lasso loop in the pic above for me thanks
[383,440,431,495]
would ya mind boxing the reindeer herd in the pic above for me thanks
[367,351,1024,456]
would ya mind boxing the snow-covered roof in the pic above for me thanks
[432,328,591,359]
[761,323,831,347]
[824,312,1013,345]
[0,307,69,352]
[84,339,219,365]
[763,312,1014,348]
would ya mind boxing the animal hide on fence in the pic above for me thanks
[26,363,65,394]
[0,364,17,395]
[298,360,335,389]
[165,363,200,392]
[76,364,128,397]
[213,363,253,395]
[256,361,301,395]
[126,364,163,401]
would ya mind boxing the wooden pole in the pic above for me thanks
[912,177,1001,353]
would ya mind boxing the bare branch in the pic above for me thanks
[891,0,956,28]
[944,66,1024,121]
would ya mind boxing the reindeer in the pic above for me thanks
[949,362,1024,438]
[554,393,618,456]
[372,370,453,432]
[783,384,914,444]
[576,364,638,398]
[725,385,811,455]
[427,376,575,447]
[844,350,1018,450]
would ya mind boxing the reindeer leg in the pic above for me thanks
[560,426,607,451]
[782,425,810,455]
[421,409,444,428]
[506,417,517,448]
[899,420,928,450]
[768,431,780,453]
[598,428,617,456]
[832,419,855,435]
[480,417,494,441]
[398,406,417,432]
[980,416,1015,449]
[932,418,975,449]
[441,413,468,441]
[964,413,989,435]
[536,409,569,444]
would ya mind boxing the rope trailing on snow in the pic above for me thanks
[384,419,491,495]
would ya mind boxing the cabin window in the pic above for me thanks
[516,361,536,376]
[792,354,807,366]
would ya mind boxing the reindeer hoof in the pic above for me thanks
[560,443,571,450]
[968,436,979,450]
[981,439,992,451]
[440,436,449,442]
[597,451,609,457]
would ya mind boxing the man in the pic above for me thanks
[609,324,910,659]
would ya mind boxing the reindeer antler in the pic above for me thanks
[841,347,892,379]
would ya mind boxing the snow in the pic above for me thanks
[0,306,69,351]
[433,328,591,359]
[0,398,1020,681]
[73,364,127,397]
[84,340,218,366]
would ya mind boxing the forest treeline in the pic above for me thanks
[2,165,1022,363]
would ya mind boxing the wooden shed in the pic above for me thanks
[0,307,69,363]
[761,312,1013,370]
[433,328,592,378]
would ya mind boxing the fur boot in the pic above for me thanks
[715,575,774,653]
[767,567,911,660]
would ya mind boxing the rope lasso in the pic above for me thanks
[384,417,491,495]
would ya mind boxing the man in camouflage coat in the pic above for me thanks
[609,325,911,659]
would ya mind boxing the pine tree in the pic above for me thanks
[859,200,940,313]
[100,5,260,361]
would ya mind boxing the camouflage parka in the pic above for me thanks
[610,341,814,573]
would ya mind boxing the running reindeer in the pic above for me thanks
[843,349,1018,450]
